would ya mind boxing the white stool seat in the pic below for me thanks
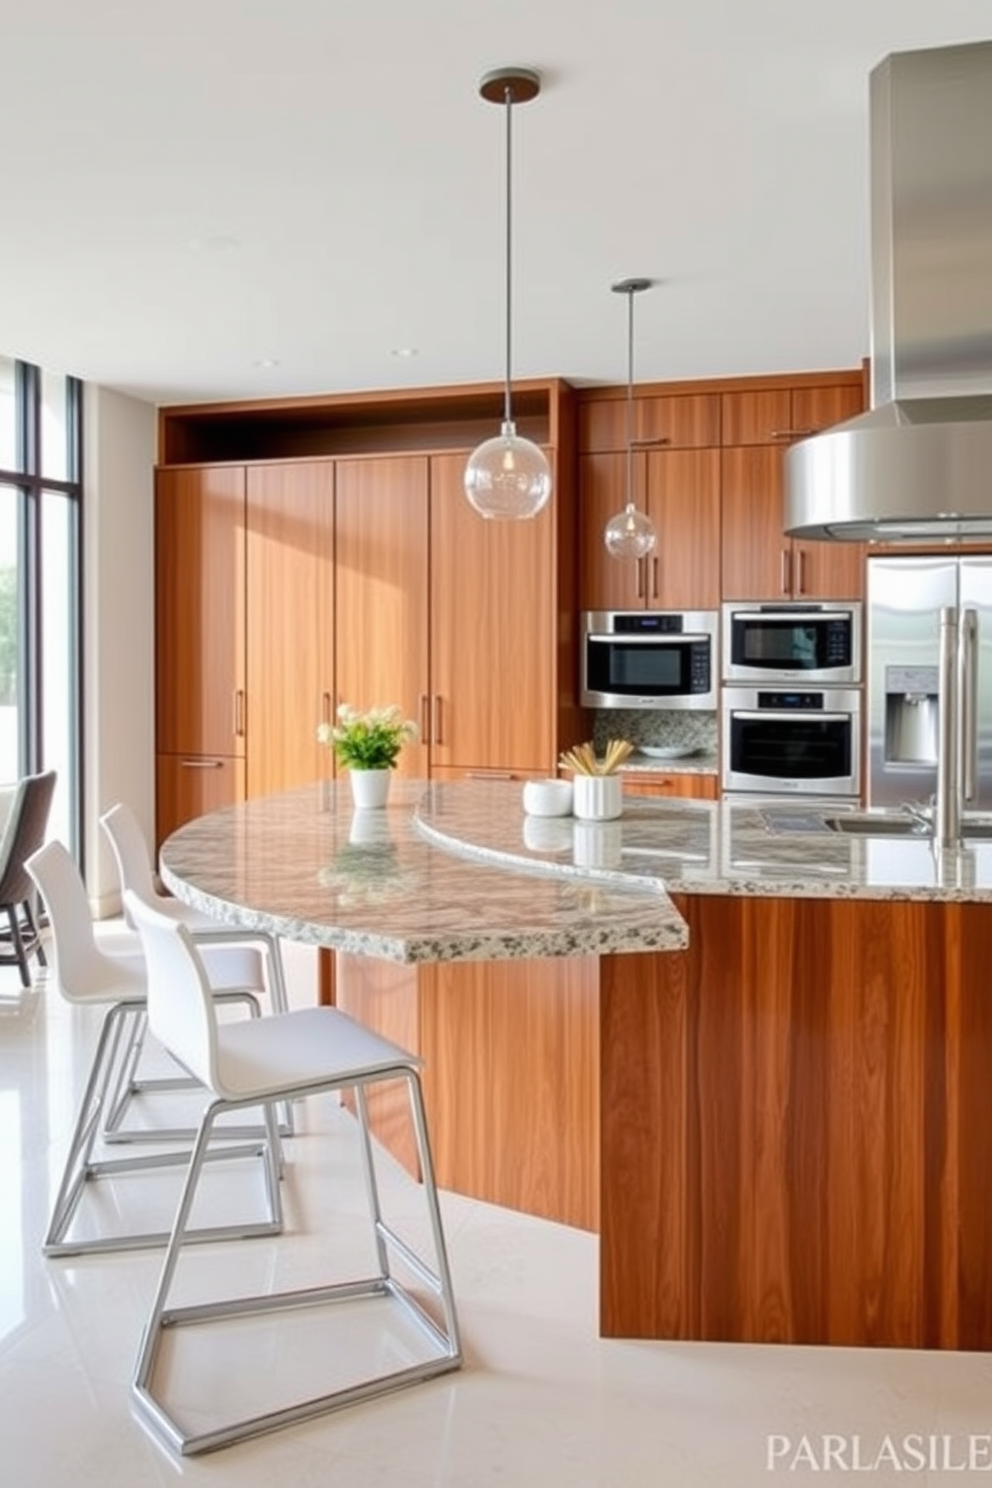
[213,1006,418,1101]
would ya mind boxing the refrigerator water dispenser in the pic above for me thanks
[884,666,939,765]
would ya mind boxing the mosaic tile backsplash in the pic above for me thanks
[591,708,717,756]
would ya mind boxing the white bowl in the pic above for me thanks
[522,778,573,817]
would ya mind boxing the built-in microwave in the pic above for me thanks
[581,610,718,710]
[722,601,862,685]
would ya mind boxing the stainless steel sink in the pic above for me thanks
[824,813,992,840]
[825,815,927,837]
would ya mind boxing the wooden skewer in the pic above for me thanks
[558,738,635,776]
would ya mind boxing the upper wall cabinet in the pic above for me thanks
[579,448,721,611]
[578,393,720,454]
[720,378,866,602]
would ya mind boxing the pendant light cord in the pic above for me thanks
[625,286,634,510]
[503,82,514,428]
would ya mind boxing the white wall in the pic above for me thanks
[82,384,156,913]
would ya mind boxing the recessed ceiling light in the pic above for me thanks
[253,358,280,368]
[187,235,241,252]
[390,347,419,358]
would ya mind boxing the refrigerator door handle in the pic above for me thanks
[960,607,979,804]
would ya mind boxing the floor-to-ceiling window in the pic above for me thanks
[0,355,82,855]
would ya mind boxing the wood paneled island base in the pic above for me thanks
[601,893,992,1350]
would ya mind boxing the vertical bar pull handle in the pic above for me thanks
[960,607,979,804]
[651,556,659,600]
[780,549,792,596]
[635,558,645,601]
[419,693,431,746]
[233,690,246,738]
[432,695,443,747]
[796,548,807,595]
[321,691,333,726]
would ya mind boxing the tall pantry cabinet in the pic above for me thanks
[154,462,335,843]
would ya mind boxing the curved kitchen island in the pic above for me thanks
[160,780,992,1352]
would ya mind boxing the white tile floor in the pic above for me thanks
[3,933,992,1485]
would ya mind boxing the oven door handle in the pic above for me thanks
[730,711,854,723]
[587,633,712,644]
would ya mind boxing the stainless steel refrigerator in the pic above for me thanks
[867,555,992,811]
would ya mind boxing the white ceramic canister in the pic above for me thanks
[572,773,622,821]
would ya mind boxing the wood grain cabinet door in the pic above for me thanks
[155,752,245,847]
[155,465,246,758]
[245,462,335,798]
[720,446,791,600]
[645,449,721,609]
[429,451,554,774]
[335,456,430,780]
[578,451,648,611]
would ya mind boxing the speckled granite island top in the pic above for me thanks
[160,782,992,965]
[157,780,687,964]
[417,783,992,903]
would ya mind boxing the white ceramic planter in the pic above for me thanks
[572,773,623,821]
[348,768,391,809]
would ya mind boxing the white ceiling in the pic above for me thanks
[3,0,991,408]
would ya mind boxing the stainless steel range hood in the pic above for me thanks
[786,40,992,542]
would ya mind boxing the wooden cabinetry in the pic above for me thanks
[155,380,579,833]
[622,772,718,800]
[245,462,335,798]
[430,452,555,773]
[579,449,721,610]
[578,393,720,454]
[155,460,335,841]
[155,466,246,843]
[721,380,866,601]
[334,456,430,780]
[578,393,721,612]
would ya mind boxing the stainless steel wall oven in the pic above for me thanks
[721,685,861,798]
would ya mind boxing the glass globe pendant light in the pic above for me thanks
[604,277,657,559]
[464,67,552,520]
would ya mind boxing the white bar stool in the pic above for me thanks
[27,841,280,1257]
[125,890,462,1457]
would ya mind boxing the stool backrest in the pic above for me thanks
[100,803,158,920]
[26,840,140,1003]
[124,889,218,1090]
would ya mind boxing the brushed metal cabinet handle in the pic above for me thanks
[180,759,224,769]
[432,694,443,747]
[796,548,807,595]
[419,693,431,745]
[780,549,792,595]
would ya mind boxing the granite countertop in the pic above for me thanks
[158,780,992,970]
[158,780,687,965]
[414,782,992,904]
[620,751,718,776]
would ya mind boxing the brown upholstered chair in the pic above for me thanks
[0,769,57,986]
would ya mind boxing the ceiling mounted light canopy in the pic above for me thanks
[604,277,657,560]
[464,66,552,521]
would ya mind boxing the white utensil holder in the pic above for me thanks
[572,773,622,821]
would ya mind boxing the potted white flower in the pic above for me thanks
[317,704,418,808]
